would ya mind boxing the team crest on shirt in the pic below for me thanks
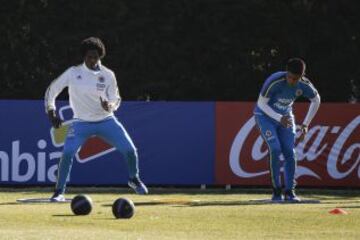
[265,130,272,137]
[98,76,105,83]
[296,89,303,96]
[76,75,82,80]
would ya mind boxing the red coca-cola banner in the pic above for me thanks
[215,102,360,187]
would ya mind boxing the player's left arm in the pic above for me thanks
[100,71,121,112]
[299,78,321,141]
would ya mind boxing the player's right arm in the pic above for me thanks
[44,68,71,128]
[256,74,291,128]
[257,96,291,128]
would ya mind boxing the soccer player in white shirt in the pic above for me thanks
[45,37,148,202]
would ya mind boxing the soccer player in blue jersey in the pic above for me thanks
[45,37,148,201]
[254,58,321,202]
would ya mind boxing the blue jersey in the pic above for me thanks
[254,71,318,116]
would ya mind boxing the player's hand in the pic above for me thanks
[47,110,62,129]
[280,115,293,128]
[100,97,111,112]
[298,124,308,142]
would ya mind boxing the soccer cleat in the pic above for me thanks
[284,189,301,202]
[271,188,283,202]
[128,176,148,195]
[50,190,66,202]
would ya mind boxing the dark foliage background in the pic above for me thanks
[0,0,359,101]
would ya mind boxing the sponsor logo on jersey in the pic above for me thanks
[96,83,106,91]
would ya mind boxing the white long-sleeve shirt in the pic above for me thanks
[257,94,321,126]
[45,62,121,122]
[255,72,321,127]
[302,94,321,126]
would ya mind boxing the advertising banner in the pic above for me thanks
[0,101,215,185]
[1,100,359,187]
[215,102,360,187]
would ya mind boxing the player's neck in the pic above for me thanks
[287,82,296,87]
[83,61,101,72]
[286,79,298,87]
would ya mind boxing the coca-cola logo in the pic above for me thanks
[230,115,360,181]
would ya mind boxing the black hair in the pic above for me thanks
[286,58,306,75]
[80,37,106,59]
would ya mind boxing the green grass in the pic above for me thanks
[0,188,359,240]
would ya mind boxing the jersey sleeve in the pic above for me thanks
[260,73,284,98]
[44,67,72,113]
[301,77,318,99]
[105,71,121,111]
[303,94,321,126]
[257,95,283,122]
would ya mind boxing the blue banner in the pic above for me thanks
[0,100,215,185]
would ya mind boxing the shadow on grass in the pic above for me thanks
[52,215,125,220]
[0,187,262,195]
[0,187,360,198]
[0,202,73,205]
[52,214,77,217]
[102,201,168,207]
[333,205,360,209]
[101,200,256,207]
[180,200,325,207]
[97,218,131,221]
[0,202,19,205]
[102,199,325,208]
[1,199,356,207]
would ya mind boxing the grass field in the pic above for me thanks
[0,187,359,240]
